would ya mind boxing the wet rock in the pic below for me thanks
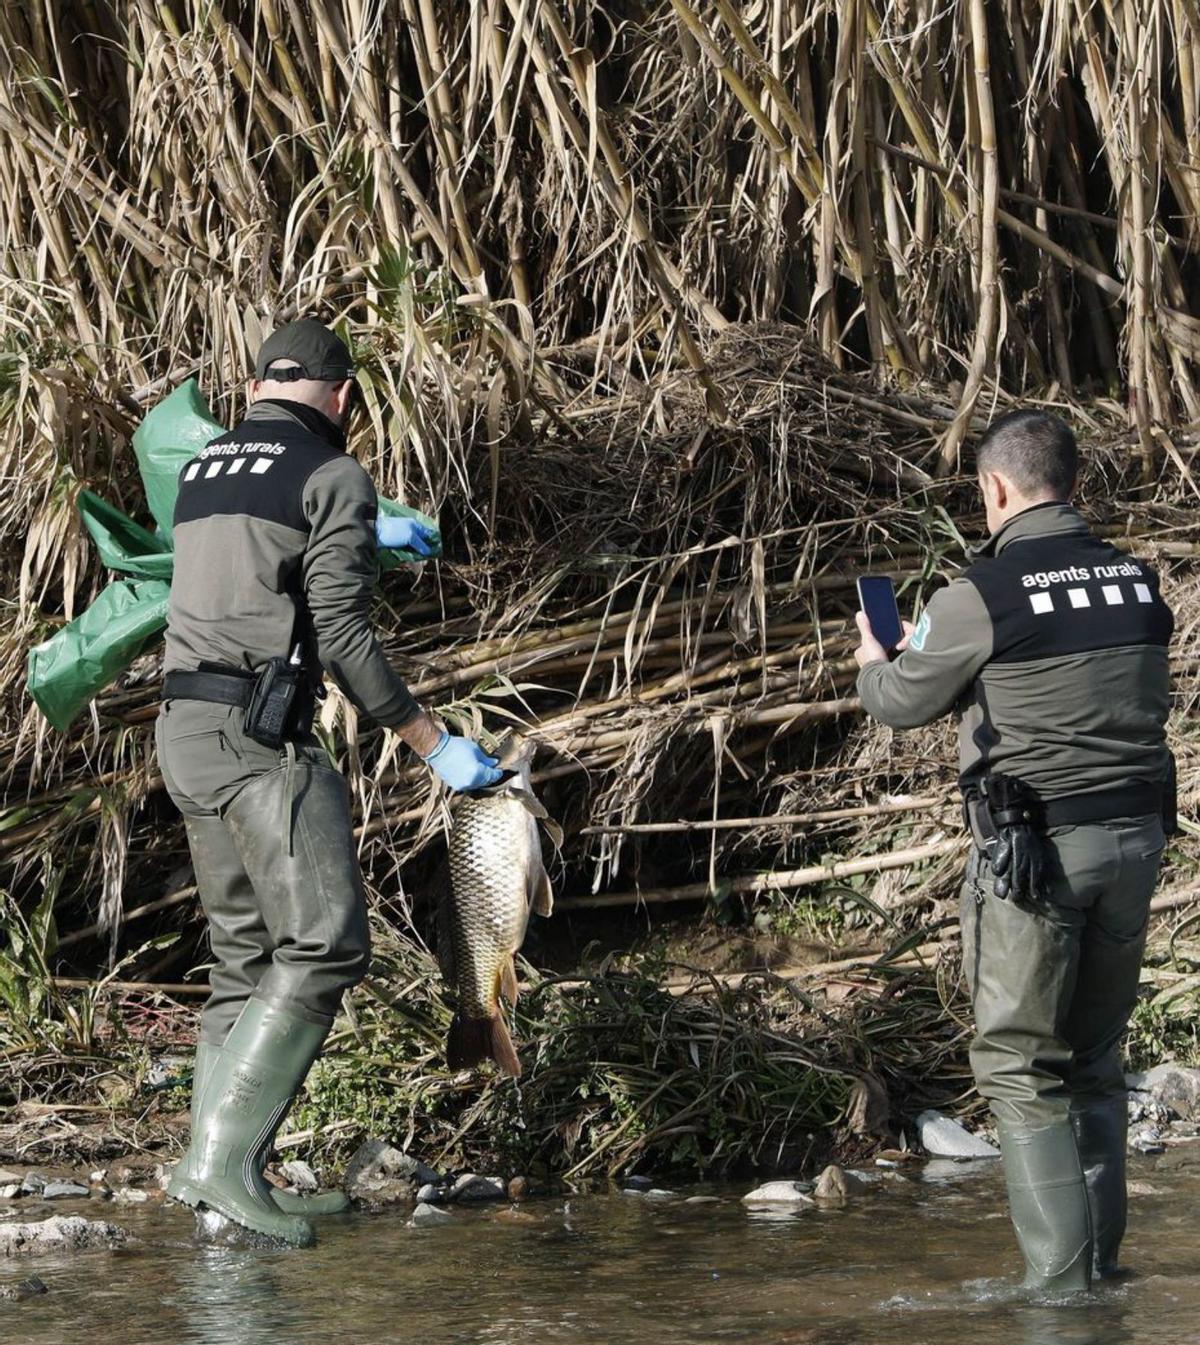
[344,1140,439,1206]
[0,1274,48,1301]
[623,1176,654,1192]
[415,1183,442,1204]
[491,1207,538,1224]
[0,1171,20,1185]
[41,1181,91,1202]
[645,1189,676,1199]
[449,1175,506,1204]
[1128,1122,1165,1155]
[916,1110,999,1159]
[684,1196,721,1205]
[279,1161,319,1194]
[112,1188,151,1205]
[813,1164,864,1203]
[1127,1065,1200,1122]
[742,1181,815,1205]
[411,1202,453,1227]
[1128,1090,1173,1125]
[507,1176,529,1201]
[0,1216,128,1257]
[18,1175,46,1197]
[0,1186,21,1201]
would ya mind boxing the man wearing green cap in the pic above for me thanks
[156,318,500,1246]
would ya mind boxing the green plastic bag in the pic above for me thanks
[27,379,441,729]
[76,489,173,580]
[131,380,225,543]
[27,579,172,731]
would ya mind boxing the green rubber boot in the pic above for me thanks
[1070,1098,1128,1279]
[169,997,330,1246]
[998,1120,1093,1292]
[190,1039,349,1217]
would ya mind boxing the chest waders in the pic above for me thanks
[157,702,372,1246]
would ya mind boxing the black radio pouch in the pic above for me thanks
[244,657,303,749]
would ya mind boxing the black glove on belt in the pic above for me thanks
[982,774,1047,902]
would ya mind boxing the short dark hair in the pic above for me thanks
[975,410,1078,499]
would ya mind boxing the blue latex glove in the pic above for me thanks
[421,731,503,791]
[375,514,436,557]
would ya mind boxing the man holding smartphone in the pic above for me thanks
[853,411,1174,1292]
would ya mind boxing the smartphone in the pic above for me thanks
[856,576,903,654]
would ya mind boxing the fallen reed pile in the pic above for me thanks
[4,326,1198,1013]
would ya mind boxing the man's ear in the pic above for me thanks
[331,380,355,420]
[980,469,1008,510]
[247,379,263,402]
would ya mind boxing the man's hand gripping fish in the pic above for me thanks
[441,735,556,1077]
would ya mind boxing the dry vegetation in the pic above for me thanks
[1,2,1199,1175]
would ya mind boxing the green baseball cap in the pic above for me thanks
[255,318,356,382]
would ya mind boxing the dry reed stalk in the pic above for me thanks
[0,5,1196,1000]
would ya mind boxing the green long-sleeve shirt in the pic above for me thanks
[857,503,1173,800]
[164,399,420,728]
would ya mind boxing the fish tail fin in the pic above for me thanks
[447,1012,522,1078]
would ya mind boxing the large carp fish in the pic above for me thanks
[441,736,556,1077]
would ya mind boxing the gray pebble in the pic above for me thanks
[0,1274,48,1301]
[742,1181,815,1205]
[41,1182,91,1201]
[412,1202,454,1226]
[448,1174,506,1204]
[112,1188,150,1205]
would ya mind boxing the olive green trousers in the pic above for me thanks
[960,814,1164,1125]
[156,699,370,1044]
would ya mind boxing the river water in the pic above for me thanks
[6,1151,1200,1345]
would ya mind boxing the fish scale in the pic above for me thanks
[447,794,534,1017]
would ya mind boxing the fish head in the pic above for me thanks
[492,730,535,790]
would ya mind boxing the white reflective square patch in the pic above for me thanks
[226,458,245,475]
[183,463,200,482]
[1029,593,1054,614]
[204,462,222,479]
[250,458,273,475]
[1134,583,1152,603]
[1102,585,1123,605]
[1067,588,1090,609]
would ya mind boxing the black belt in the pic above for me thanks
[163,668,255,709]
[966,781,1163,843]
